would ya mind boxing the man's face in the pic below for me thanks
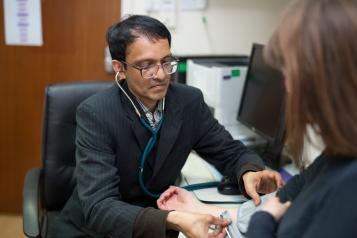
[122,36,172,109]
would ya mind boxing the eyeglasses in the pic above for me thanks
[121,59,179,79]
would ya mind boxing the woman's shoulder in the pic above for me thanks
[335,157,357,182]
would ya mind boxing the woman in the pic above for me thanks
[158,0,357,237]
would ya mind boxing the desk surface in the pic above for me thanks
[179,153,248,203]
[179,152,299,202]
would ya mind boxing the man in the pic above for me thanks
[60,15,283,238]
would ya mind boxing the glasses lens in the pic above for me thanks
[142,65,158,79]
[141,61,178,79]
[163,61,178,74]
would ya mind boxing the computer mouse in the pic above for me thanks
[217,176,242,195]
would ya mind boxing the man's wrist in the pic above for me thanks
[242,171,254,183]
[237,166,263,198]
[166,211,181,231]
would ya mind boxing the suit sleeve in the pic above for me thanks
[191,90,265,195]
[133,208,179,238]
[75,103,143,238]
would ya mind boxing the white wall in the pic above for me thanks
[121,0,291,55]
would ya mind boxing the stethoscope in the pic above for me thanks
[115,73,219,198]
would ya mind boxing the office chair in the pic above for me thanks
[23,80,113,238]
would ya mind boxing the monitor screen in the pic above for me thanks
[238,43,285,140]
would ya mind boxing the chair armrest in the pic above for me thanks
[23,168,43,237]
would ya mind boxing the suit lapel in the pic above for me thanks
[152,94,183,178]
[130,114,150,151]
[119,84,150,151]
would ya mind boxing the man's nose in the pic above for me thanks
[154,65,167,81]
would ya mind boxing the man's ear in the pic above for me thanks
[112,60,126,80]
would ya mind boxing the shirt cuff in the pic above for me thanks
[133,207,179,238]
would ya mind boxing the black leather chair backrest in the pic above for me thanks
[42,81,113,210]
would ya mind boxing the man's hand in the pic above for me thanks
[166,211,230,238]
[157,186,204,213]
[242,170,284,205]
[261,197,291,222]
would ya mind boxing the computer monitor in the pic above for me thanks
[238,44,286,167]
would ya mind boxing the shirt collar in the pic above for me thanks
[136,97,164,114]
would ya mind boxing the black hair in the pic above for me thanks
[106,15,172,62]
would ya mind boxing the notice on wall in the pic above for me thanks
[181,0,208,10]
[3,0,43,46]
[145,0,177,29]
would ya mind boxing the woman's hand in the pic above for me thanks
[157,186,205,213]
[261,196,291,222]
[166,211,231,238]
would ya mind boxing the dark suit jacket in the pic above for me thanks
[61,82,265,238]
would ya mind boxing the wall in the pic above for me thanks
[122,0,325,165]
[122,0,291,55]
[0,0,120,213]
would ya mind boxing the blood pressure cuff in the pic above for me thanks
[220,210,242,238]
[236,192,276,235]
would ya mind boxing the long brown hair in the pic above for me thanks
[265,0,357,166]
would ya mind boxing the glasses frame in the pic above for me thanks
[120,58,179,79]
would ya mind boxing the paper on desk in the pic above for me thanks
[180,153,248,203]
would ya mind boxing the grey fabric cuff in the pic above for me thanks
[220,210,243,238]
[237,192,276,234]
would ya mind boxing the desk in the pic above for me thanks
[178,152,248,203]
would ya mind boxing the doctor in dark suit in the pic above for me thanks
[60,15,283,238]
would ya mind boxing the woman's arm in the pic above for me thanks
[157,186,238,222]
[247,197,291,238]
